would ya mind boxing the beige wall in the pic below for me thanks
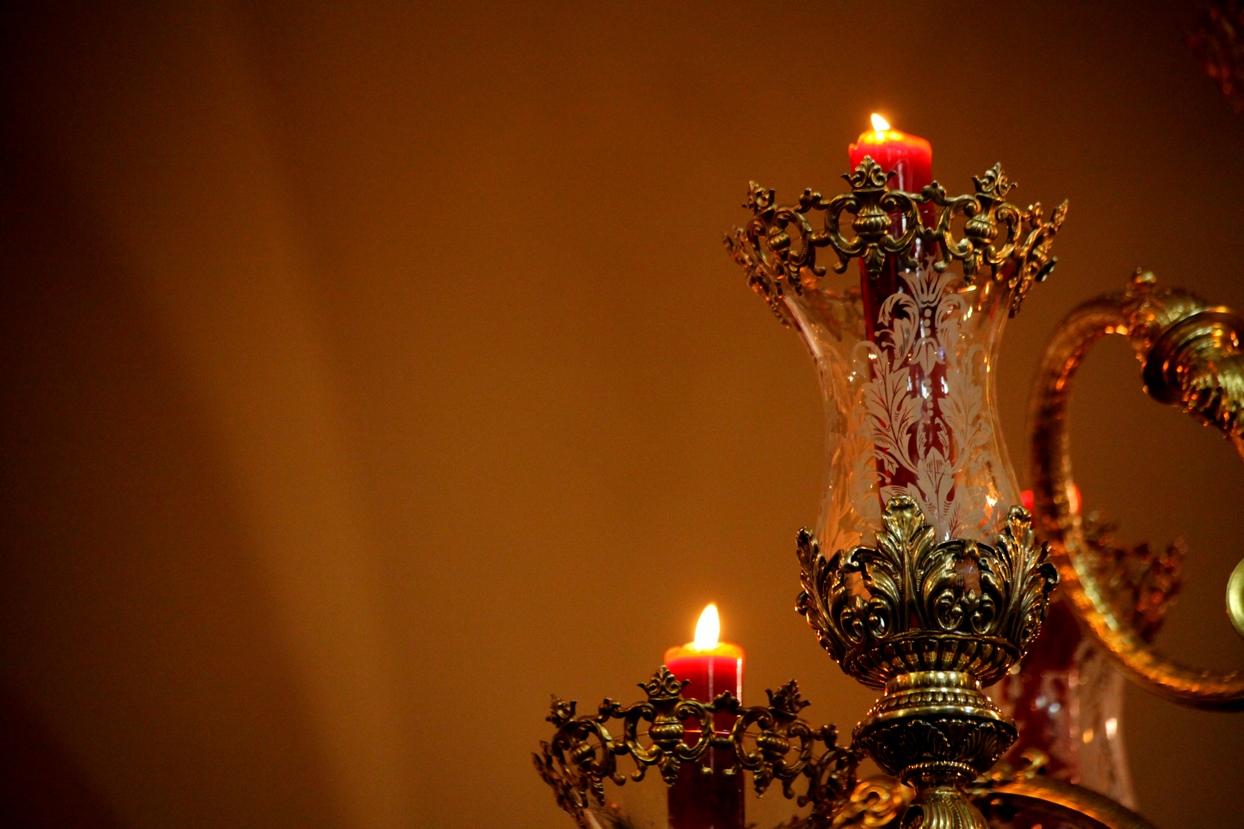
[2,2,1242,827]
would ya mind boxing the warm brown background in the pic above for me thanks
[3,2,1244,827]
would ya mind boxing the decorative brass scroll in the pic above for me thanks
[533,668,859,829]
[724,158,1068,323]
[1029,270,1244,709]
[795,496,1059,829]
[797,497,1058,689]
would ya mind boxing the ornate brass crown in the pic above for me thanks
[533,667,885,829]
[796,496,1059,690]
[725,157,1068,321]
[795,497,1059,829]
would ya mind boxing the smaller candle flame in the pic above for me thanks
[870,113,891,132]
[693,603,720,649]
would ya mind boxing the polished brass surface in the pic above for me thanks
[775,778,908,829]
[852,671,1015,829]
[724,158,1068,323]
[976,778,1158,829]
[1230,557,1244,639]
[796,497,1058,690]
[796,496,1058,829]
[534,667,858,829]
[1029,270,1244,708]
[830,778,907,828]
[967,749,1157,828]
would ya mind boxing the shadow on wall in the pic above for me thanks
[0,684,125,829]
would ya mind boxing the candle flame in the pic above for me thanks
[870,113,891,132]
[693,603,720,649]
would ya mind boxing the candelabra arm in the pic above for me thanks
[534,669,867,829]
[977,779,1158,828]
[1029,270,1244,709]
[962,751,1157,828]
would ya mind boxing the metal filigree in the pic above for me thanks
[796,496,1058,690]
[922,163,1022,281]
[774,777,908,829]
[1083,511,1184,643]
[1029,270,1244,708]
[725,158,1068,321]
[824,158,924,278]
[794,496,1057,829]
[534,668,859,829]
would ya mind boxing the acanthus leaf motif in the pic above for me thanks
[796,497,1059,689]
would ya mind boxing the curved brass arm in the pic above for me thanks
[1029,270,1244,709]
[980,778,1158,829]
[971,751,1157,829]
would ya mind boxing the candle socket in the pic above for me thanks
[853,671,1015,829]
[796,497,1058,829]
[725,156,1066,324]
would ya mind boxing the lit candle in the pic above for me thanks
[848,112,933,194]
[664,604,744,705]
[848,113,935,343]
[850,115,938,505]
[664,604,745,829]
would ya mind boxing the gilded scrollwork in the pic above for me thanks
[534,668,860,829]
[774,778,908,829]
[725,158,1068,321]
[1082,512,1184,643]
[796,496,1058,689]
[793,497,1058,829]
[824,158,924,278]
[972,747,1048,790]
[1010,198,1068,315]
[923,163,1022,281]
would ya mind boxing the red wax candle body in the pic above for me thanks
[848,123,934,343]
[664,641,745,829]
[849,122,937,502]
[848,127,932,195]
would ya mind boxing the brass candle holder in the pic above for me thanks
[795,496,1056,828]
[536,153,1244,827]
[533,669,902,829]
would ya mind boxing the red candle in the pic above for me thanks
[848,113,934,342]
[663,604,745,829]
[850,115,938,504]
[848,113,932,194]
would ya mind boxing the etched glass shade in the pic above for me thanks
[784,257,1021,555]
[726,160,1064,555]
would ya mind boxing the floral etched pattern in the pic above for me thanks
[851,261,994,541]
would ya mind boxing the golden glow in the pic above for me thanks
[693,603,720,649]
[870,113,891,132]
